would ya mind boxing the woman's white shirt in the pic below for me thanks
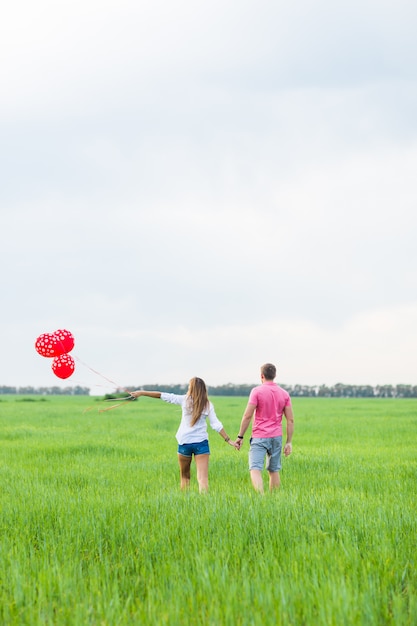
[160,392,223,444]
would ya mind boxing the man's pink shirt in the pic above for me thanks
[249,381,291,438]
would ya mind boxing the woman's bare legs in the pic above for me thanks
[178,454,192,490]
[194,454,209,493]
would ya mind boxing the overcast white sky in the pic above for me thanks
[1,0,416,393]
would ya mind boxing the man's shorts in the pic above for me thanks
[249,437,282,472]
[178,439,210,457]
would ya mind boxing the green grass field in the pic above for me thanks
[0,395,416,625]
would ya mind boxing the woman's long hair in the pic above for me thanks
[187,377,209,426]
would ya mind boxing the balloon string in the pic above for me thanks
[73,354,135,412]
[98,400,132,413]
[74,354,133,395]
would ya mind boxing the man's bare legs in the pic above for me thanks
[250,469,264,493]
[250,469,281,493]
[269,470,281,491]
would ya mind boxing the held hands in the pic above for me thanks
[233,437,244,451]
[225,437,240,449]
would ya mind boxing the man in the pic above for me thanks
[235,363,294,493]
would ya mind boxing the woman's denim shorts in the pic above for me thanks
[178,439,210,457]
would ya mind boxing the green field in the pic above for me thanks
[0,396,416,625]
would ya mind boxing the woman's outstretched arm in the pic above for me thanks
[130,390,162,399]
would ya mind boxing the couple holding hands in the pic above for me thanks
[130,363,294,494]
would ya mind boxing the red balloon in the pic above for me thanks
[53,329,75,355]
[35,333,60,358]
[52,354,75,379]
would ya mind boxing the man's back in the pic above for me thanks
[249,381,291,437]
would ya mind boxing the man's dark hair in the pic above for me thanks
[261,363,276,380]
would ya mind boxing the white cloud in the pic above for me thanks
[113,302,417,388]
[1,0,417,390]
[2,0,416,117]
[4,302,414,393]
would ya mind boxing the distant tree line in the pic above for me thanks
[0,386,90,395]
[2,383,417,398]
[285,383,417,398]
[124,382,417,398]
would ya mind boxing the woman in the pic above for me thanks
[130,377,237,493]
